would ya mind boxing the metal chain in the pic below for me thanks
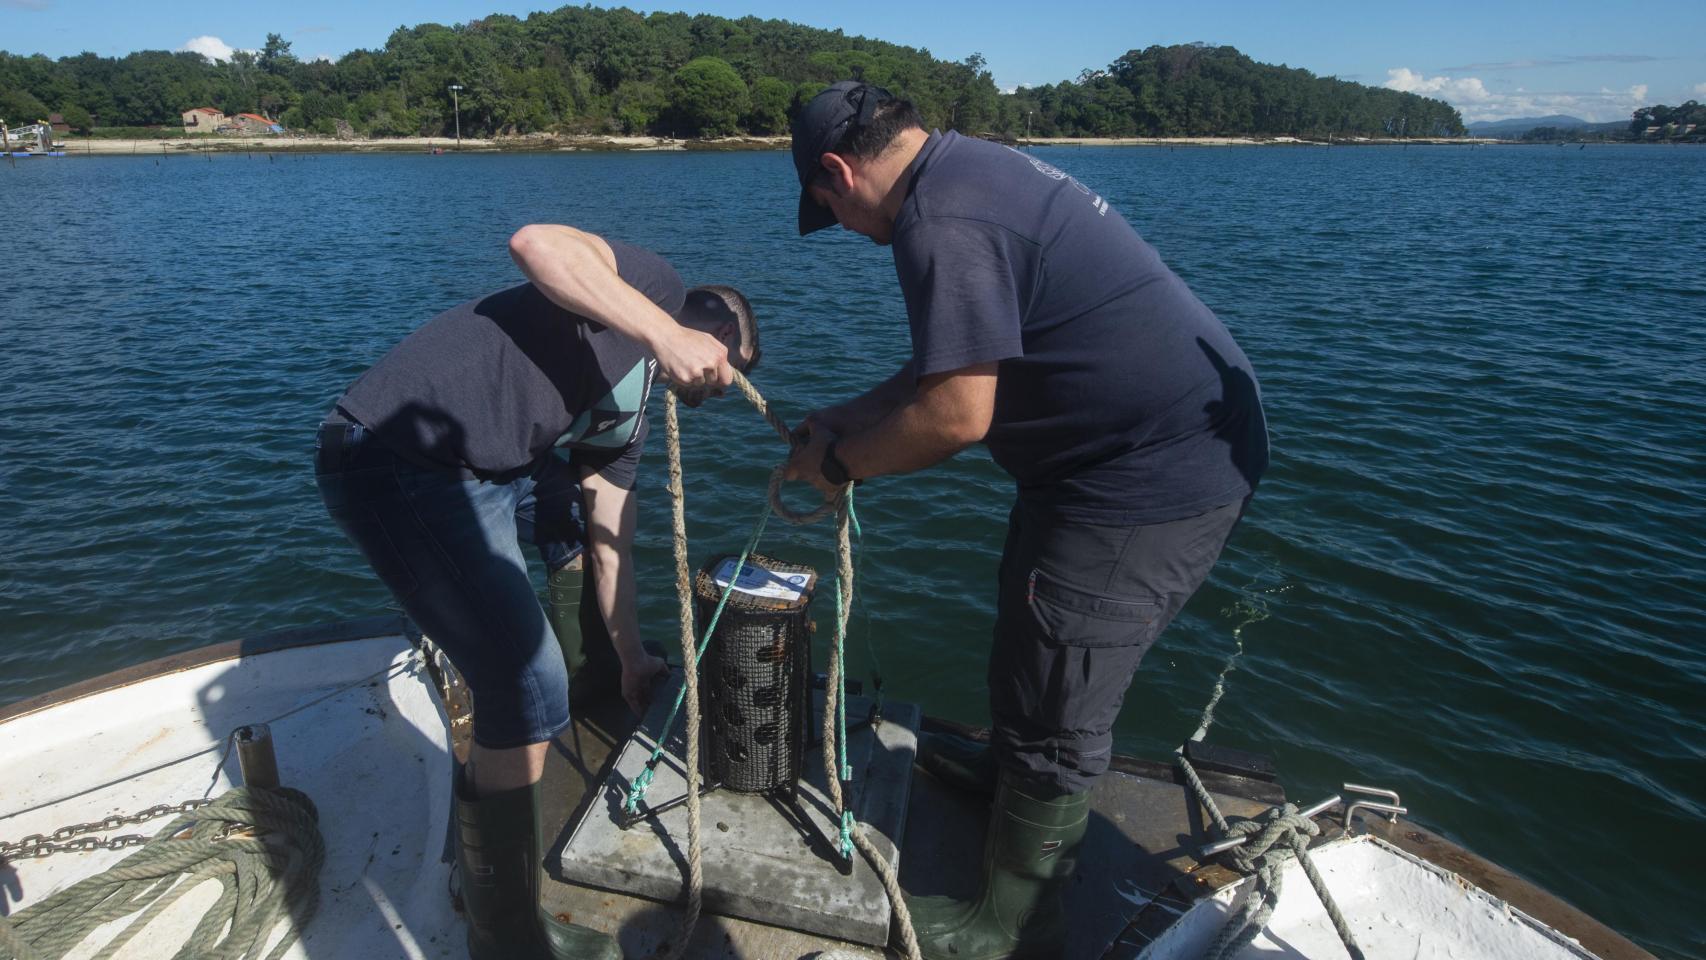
[0,798,214,862]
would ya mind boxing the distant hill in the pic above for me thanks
[1468,115,1592,135]
[1467,115,1626,137]
[1012,44,1464,138]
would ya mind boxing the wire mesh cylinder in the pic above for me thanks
[694,553,815,796]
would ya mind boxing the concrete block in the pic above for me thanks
[559,671,919,946]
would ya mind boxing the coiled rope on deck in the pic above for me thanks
[1175,612,1362,960]
[653,372,920,960]
[0,786,323,960]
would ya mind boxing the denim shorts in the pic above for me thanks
[314,417,574,749]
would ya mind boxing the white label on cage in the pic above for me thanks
[713,558,807,602]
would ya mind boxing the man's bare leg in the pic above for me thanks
[468,740,549,794]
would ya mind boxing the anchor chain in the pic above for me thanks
[0,799,214,863]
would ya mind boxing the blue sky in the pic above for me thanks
[3,0,1703,122]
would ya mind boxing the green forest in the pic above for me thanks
[0,6,1468,139]
[1629,101,1705,139]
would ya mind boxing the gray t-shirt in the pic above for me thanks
[337,241,682,489]
[892,132,1268,524]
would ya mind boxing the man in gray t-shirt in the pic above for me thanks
[785,82,1267,960]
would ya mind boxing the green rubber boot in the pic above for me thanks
[904,773,1091,960]
[547,559,588,678]
[548,560,619,707]
[916,731,999,797]
[454,767,619,960]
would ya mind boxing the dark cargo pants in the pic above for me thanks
[989,497,1248,796]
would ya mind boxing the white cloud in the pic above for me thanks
[1696,82,1706,96]
[1384,66,1656,122]
[1383,67,1491,103]
[178,35,235,61]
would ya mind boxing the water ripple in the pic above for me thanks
[2,146,1703,959]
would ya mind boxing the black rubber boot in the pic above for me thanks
[904,772,1091,960]
[454,767,618,960]
[916,730,999,797]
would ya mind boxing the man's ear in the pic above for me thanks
[819,152,856,194]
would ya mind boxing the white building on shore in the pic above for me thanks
[181,107,226,134]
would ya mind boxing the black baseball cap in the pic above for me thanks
[791,81,894,235]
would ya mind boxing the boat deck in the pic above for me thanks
[1,622,1657,960]
[534,693,1283,959]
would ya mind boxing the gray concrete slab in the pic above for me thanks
[559,670,919,946]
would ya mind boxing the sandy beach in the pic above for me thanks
[46,132,1492,156]
[54,134,790,155]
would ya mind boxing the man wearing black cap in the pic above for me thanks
[784,81,1268,960]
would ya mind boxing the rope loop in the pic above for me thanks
[766,464,843,525]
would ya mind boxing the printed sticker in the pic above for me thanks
[714,558,808,602]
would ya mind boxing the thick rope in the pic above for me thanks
[655,377,920,960]
[1178,605,1361,960]
[657,390,703,960]
[0,786,323,960]
[728,371,838,525]
[818,498,922,960]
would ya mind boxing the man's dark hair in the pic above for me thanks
[687,284,761,373]
[830,97,925,161]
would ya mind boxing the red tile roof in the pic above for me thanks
[236,113,272,123]
[188,107,222,115]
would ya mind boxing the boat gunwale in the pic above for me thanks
[0,615,412,726]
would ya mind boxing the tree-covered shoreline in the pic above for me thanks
[1,7,1468,141]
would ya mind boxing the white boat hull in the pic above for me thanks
[0,630,458,959]
[1138,833,1598,960]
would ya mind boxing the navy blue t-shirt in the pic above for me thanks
[892,132,1268,524]
[336,241,682,489]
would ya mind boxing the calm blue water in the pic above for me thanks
[2,145,1702,958]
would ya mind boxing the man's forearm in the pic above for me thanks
[836,364,996,479]
[509,224,675,352]
[589,540,644,662]
[819,360,916,434]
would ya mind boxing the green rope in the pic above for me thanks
[833,558,851,783]
[0,786,323,960]
[846,497,885,717]
[837,810,856,860]
[626,500,773,816]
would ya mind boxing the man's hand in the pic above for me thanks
[620,651,670,718]
[792,407,852,446]
[784,423,839,495]
[654,325,734,395]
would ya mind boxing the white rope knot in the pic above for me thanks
[1221,802,1318,875]
[1207,801,1363,960]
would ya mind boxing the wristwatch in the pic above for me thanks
[821,440,860,487]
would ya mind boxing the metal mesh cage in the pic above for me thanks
[693,554,816,796]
